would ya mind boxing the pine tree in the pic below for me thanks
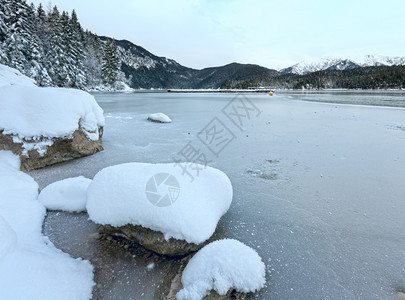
[0,0,9,62]
[83,30,103,87]
[101,39,120,86]
[0,0,9,42]
[26,3,51,86]
[46,7,69,86]
[67,9,86,88]
[3,0,30,72]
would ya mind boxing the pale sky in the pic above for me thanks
[30,0,405,70]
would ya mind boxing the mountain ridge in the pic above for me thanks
[280,55,405,75]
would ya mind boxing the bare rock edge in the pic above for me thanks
[100,224,209,257]
[0,125,103,171]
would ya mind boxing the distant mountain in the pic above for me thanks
[191,62,279,89]
[357,55,405,67]
[280,58,360,75]
[100,37,198,88]
[280,56,405,75]
[103,37,280,89]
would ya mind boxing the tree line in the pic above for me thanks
[0,0,121,88]
[220,66,405,90]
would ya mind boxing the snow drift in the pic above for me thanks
[0,64,36,87]
[38,176,92,212]
[0,151,94,299]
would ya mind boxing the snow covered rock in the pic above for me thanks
[147,112,172,123]
[38,176,92,212]
[176,239,266,300]
[0,151,94,299]
[87,163,233,256]
[0,84,105,171]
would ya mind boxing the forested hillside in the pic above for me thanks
[0,0,122,89]
[220,65,405,90]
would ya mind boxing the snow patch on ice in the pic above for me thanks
[86,163,233,244]
[0,151,94,299]
[38,176,92,212]
[177,239,266,300]
[148,112,172,123]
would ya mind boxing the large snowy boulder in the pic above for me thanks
[0,84,105,171]
[87,163,233,256]
[176,239,266,300]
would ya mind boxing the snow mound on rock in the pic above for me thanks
[0,85,105,140]
[148,112,172,123]
[0,63,36,87]
[38,176,92,212]
[86,162,233,244]
[0,151,94,299]
[177,239,266,300]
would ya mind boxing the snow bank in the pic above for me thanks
[148,112,172,123]
[0,63,36,87]
[86,163,233,244]
[38,176,92,212]
[0,85,105,140]
[86,81,135,93]
[177,239,266,300]
[0,215,17,259]
[0,151,94,299]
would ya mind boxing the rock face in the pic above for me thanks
[100,224,207,257]
[0,126,103,171]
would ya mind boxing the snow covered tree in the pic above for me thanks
[83,30,103,87]
[2,0,30,71]
[25,3,51,86]
[66,9,86,88]
[0,1,124,89]
[45,7,69,86]
[101,39,120,86]
[0,0,8,62]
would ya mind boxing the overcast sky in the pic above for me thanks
[30,0,405,70]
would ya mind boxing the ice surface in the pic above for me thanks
[148,112,172,123]
[0,151,94,299]
[86,162,233,244]
[38,176,92,212]
[177,239,265,300]
[0,85,105,141]
[0,63,36,87]
[29,91,405,299]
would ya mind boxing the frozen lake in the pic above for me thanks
[31,90,405,299]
